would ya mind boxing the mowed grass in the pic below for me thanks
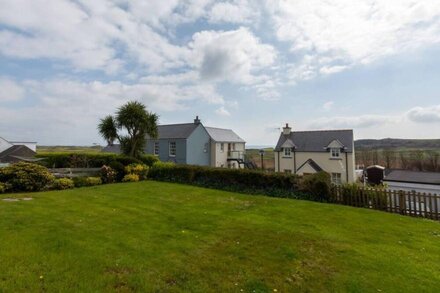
[1,182,440,292]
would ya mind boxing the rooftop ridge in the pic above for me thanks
[291,129,353,133]
[158,123,197,127]
[205,126,233,131]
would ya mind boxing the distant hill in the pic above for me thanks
[355,138,440,150]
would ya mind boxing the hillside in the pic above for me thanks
[355,138,440,150]
[1,181,440,292]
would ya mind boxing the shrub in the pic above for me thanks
[85,177,102,186]
[298,172,332,201]
[0,182,7,193]
[122,174,140,182]
[148,164,301,198]
[35,153,118,168]
[100,165,117,184]
[0,162,55,192]
[138,154,159,167]
[52,178,75,190]
[125,163,149,180]
[73,176,102,187]
[108,161,125,182]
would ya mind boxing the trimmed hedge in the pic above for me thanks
[148,163,333,200]
[148,163,304,198]
[36,153,158,168]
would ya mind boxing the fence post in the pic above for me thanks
[399,190,406,215]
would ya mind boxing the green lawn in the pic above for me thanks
[1,182,440,292]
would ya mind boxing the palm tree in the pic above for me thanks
[98,101,158,158]
[98,115,118,146]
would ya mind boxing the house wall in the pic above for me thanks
[211,142,245,168]
[385,181,440,195]
[0,137,13,153]
[275,151,356,183]
[186,124,210,166]
[145,139,187,164]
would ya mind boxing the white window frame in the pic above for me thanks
[154,142,159,156]
[169,141,176,157]
[331,147,340,158]
[331,173,342,185]
[283,147,292,157]
[220,143,224,152]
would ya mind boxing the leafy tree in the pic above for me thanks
[98,115,118,146]
[98,101,158,158]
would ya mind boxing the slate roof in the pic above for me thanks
[205,127,245,143]
[146,123,199,140]
[383,170,440,185]
[297,159,323,172]
[275,129,354,153]
[0,145,36,163]
[102,144,121,154]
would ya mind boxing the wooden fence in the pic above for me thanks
[330,186,440,221]
[49,168,101,178]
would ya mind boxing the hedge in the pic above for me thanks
[36,153,158,168]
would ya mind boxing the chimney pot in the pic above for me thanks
[194,115,201,124]
[283,123,292,135]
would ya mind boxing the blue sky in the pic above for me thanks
[1,0,440,145]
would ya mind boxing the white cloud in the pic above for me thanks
[407,105,440,123]
[269,0,440,82]
[310,115,401,129]
[0,77,224,144]
[0,78,25,101]
[322,101,334,111]
[188,27,276,84]
[215,106,231,116]
[208,0,257,24]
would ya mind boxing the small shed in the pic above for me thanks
[365,165,385,185]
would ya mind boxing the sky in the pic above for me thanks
[1,0,440,146]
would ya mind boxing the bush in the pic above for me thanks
[108,161,125,182]
[101,165,116,184]
[298,172,332,201]
[35,153,144,169]
[73,177,102,187]
[148,164,302,198]
[138,154,159,167]
[52,178,75,190]
[125,164,149,180]
[0,182,7,193]
[85,177,102,186]
[0,162,55,192]
[122,174,140,182]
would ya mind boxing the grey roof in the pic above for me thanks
[275,129,354,152]
[102,144,121,154]
[205,127,245,143]
[297,159,323,172]
[0,145,36,163]
[146,123,199,140]
[384,170,440,185]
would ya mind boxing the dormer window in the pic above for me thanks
[331,147,340,158]
[284,147,292,157]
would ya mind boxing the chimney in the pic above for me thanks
[283,123,291,135]
[194,115,201,125]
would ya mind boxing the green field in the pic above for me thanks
[37,146,102,154]
[1,181,440,292]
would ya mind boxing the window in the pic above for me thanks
[220,143,224,152]
[154,142,159,156]
[284,169,292,174]
[283,147,291,157]
[169,142,176,157]
[204,143,208,153]
[331,173,342,185]
[331,148,340,158]
[232,143,236,151]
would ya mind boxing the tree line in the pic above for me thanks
[356,149,440,172]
